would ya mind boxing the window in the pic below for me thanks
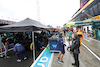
[86,10,91,18]
[86,10,89,14]
[93,4,99,15]
[98,2,100,13]
[80,14,83,20]
[89,7,94,16]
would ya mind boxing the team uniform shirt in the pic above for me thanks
[57,37,65,54]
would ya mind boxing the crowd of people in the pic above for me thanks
[1,30,56,62]
[1,27,83,67]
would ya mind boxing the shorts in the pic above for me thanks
[60,49,65,54]
[60,45,65,54]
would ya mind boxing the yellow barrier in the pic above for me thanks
[30,42,33,50]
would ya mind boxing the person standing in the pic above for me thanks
[68,29,72,46]
[57,33,66,64]
[69,29,72,41]
[68,33,80,67]
[1,33,9,59]
[76,29,83,45]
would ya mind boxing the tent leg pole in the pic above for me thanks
[32,31,35,62]
[0,35,3,57]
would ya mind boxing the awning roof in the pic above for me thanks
[66,19,100,27]
[0,18,49,32]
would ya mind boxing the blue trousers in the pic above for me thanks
[15,51,26,59]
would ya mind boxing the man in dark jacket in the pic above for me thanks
[68,33,80,67]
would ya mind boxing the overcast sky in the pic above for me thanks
[0,0,80,27]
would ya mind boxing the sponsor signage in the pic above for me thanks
[31,48,52,67]
[52,44,57,48]
[34,52,52,67]
[84,15,100,21]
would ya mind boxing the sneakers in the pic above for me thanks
[4,57,7,59]
[17,57,27,62]
[6,56,10,58]
[57,57,60,60]
[57,57,64,64]
[58,60,64,64]
[72,63,76,66]
[17,59,21,62]
[4,56,10,59]
[24,57,27,60]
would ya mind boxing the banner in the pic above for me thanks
[84,15,100,21]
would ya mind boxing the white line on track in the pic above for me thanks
[83,38,90,42]
[82,43,100,61]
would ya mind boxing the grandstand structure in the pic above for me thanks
[0,19,16,26]
[68,0,100,22]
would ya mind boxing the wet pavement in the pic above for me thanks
[0,50,33,67]
[51,37,100,67]
[82,36,100,57]
[0,49,44,67]
[0,36,100,67]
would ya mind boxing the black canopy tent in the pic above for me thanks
[0,18,49,32]
[47,25,54,30]
[0,18,49,62]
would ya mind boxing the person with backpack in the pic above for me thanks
[13,43,27,62]
[68,33,80,67]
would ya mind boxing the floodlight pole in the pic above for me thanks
[32,31,35,62]
[36,0,40,21]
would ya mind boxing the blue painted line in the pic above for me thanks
[33,52,52,67]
